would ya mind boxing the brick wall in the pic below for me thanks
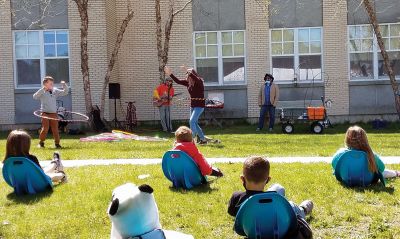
[0,1,15,125]
[323,1,350,116]
[245,1,270,118]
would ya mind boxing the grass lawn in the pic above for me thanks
[1,163,400,238]
[0,123,399,160]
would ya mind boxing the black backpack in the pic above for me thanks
[91,105,107,132]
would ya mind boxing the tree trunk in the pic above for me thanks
[155,0,165,82]
[363,0,400,119]
[100,9,134,118]
[162,0,174,71]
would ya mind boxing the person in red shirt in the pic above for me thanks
[173,126,223,177]
[153,78,175,132]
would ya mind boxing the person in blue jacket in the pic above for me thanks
[332,126,400,179]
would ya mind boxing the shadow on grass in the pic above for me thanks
[341,182,395,195]
[168,181,219,194]
[6,189,53,205]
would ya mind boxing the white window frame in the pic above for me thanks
[13,29,71,89]
[348,22,400,81]
[193,30,247,86]
[269,27,324,84]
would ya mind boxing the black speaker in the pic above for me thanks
[109,83,121,99]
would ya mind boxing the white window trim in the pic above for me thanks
[13,29,71,90]
[193,30,247,86]
[269,27,324,84]
[348,23,400,82]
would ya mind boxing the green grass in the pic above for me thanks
[1,163,400,238]
[0,123,399,160]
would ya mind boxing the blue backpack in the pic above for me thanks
[334,150,385,187]
[2,157,53,195]
[234,192,300,239]
[162,150,206,189]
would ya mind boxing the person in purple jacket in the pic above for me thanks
[164,66,207,145]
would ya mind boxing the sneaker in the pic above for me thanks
[55,144,62,149]
[256,128,261,132]
[59,172,68,183]
[299,200,314,216]
[52,152,64,172]
[38,142,45,148]
[198,140,208,145]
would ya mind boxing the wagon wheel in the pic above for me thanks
[311,122,324,134]
[282,123,294,134]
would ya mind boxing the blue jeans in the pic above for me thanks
[258,105,276,129]
[190,107,205,140]
[267,184,306,219]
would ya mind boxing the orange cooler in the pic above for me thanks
[307,107,325,120]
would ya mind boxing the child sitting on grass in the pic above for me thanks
[173,126,223,177]
[3,130,67,183]
[332,125,400,179]
[228,156,313,218]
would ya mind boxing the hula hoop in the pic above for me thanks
[111,130,135,136]
[33,110,89,122]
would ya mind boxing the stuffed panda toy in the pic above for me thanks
[107,183,194,239]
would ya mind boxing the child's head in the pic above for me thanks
[43,76,54,90]
[241,156,271,190]
[4,130,31,161]
[345,125,377,173]
[175,126,193,143]
[264,73,274,83]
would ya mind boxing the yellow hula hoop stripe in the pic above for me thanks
[33,110,89,122]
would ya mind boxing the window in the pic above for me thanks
[271,28,322,82]
[194,31,246,85]
[348,23,400,80]
[14,30,70,88]
[348,0,400,25]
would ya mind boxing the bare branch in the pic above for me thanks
[172,0,192,16]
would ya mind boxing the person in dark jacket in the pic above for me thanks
[164,66,207,144]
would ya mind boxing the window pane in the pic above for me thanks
[271,30,282,42]
[298,29,309,42]
[360,26,373,38]
[45,45,56,57]
[222,45,233,56]
[223,58,245,82]
[44,31,55,43]
[391,38,400,50]
[56,31,68,43]
[310,41,321,53]
[310,28,321,41]
[195,33,206,45]
[196,59,219,84]
[207,32,217,44]
[46,59,70,83]
[299,42,309,54]
[271,43,282,55]
[350,53,374,79]
[233,31,244,44]
[390,24,400,37]
[27,31,39,44]
[234,44,245,56]
[283,29,294,41]
[222,32,232,44]
[28,45,40,58]
[378,51,400,77]
[272,56,294,81]
[299,55,322,80]
[57,44,69,56]
[16,59,41,86]
[381,25,389,37]
[283,42,294,54]
[15,32,27,44]
[196,46,206,57]
[15,45,27,58]
[361,39,373,51]
[207,45,218,57]
[349,26,357,39]
[349,39,361,52]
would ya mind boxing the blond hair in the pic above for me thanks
[345,126,377,173]
[175,126,193,142]
[42,76,54,85]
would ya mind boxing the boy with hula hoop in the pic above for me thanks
[33,76,69,148]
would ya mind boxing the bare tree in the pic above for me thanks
[362,0,400,119]
[155,0,192,82]
[100,2,134,118]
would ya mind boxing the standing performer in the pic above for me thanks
[153,78,175,132]
[164,66,207,145]
[33,76,69,148]
[257,73,279,132]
